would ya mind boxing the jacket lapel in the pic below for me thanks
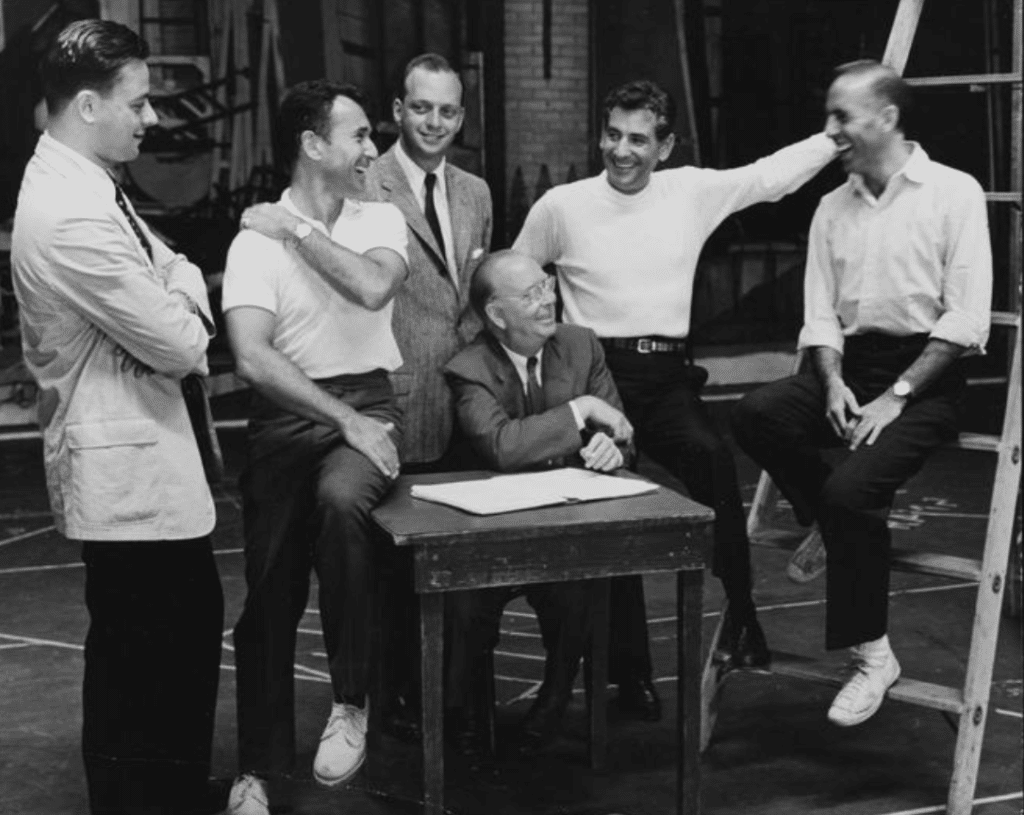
[483,333,529,417]
[375,148,448,270]
[540,331,576,411]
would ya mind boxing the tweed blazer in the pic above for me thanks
[443,324,630,472]
[366,146,493,465]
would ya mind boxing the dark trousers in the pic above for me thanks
[604,346,755,628]
[445,581,599,710]
[233,371,401,778]
[81,537,223,815]
[731,334,962,649]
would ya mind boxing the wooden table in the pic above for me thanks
[371,471,715,815]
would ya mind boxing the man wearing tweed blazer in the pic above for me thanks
[368,53,493,471]
[367,53,493,738]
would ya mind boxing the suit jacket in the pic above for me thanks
[366,146,492,464]
[443,323,630,473]
[10,133,216,541]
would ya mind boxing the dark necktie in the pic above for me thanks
[423,172,447,260]
[114,182,153,261]
[525,355,545,415]
[113,181,224,483]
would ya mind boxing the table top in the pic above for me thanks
[372,470,715,548]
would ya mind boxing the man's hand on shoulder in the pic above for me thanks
[580,432,624,472]
[575,395,634,444]
[240,203,302,243]
[337,410,400,479]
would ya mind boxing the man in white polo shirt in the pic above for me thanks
[220,81,408,815]
[514,79,837,687]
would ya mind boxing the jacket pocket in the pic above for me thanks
[66,419,161,527]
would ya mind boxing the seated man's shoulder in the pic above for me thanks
[444,331,498,378]
[553,323,601,351]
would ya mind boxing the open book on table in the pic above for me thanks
[409,468,658,515]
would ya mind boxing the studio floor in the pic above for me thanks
[0,392,1020,815]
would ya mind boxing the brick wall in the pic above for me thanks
[503,0,591,240]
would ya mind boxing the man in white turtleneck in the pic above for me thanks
[514,79,837,696]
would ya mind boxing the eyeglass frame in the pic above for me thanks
[488,275,557,307]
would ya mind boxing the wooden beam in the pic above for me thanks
[882,0,925,75]
[671,0,702,165]
[321,0,344,82]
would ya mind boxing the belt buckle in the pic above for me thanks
[636,338,653,354]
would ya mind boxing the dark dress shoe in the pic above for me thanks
[446,707,489,761]
[382,696,422,743]
[716,612,771,671]
[613,678,662,722]
[514,694,568,756]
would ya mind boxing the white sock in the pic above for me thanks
[852,634,892,668]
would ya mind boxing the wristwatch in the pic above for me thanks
[292,221,313,244]
[892,379,914,399]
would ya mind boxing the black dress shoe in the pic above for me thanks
[382,695,422,743]
[613,678,662,722]
[716,612,771,671]
[515,694,568,756]
[446,707,489,761]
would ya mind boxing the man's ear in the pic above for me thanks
[391,97,403,125]
[299,130,321,162]
[75,90,99,124]
[657,132,676,163]
[484,301,506,331]
[880,103,900,133]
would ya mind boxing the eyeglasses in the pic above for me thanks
[492,275,556,306]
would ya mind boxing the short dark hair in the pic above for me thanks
[601,79,675,142]
[834,59,912,129]
[41,19,149,115]
[277,80,368,171]
[397,53,461,101]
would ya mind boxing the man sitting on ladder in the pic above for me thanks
[731,59,992,727]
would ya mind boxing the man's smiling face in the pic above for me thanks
[599,106,674,195]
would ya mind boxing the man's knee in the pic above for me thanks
[731,387,774,447]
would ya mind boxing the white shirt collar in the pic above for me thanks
[500,342,544,390]
[849,142,931,203]
[394,138,448,200]
[37,131,117,194]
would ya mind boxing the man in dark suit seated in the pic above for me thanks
[442,249,635,757]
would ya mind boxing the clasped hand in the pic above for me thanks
[826,382,905,450]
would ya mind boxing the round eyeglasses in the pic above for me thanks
[492,275,556,306]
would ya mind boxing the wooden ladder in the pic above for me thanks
[700,2,1022,813]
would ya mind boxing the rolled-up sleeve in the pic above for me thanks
[513,192,561,266]
[797,204,845,354]
[930,179,992,353]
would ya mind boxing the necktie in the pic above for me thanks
[113,181,224,483]
[114,183,153,261]
[525,355,545,415]
[423,172,447,261]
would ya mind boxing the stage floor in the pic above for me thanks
[0,392,1020,815]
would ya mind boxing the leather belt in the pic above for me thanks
[601,336,689,355]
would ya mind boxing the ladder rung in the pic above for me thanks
[952,432,1001,453]
[984,191,1022,204]
[767,652,966,714]
[905,72,1022,87]
[991,310,1021,328]
[890,547,983,581]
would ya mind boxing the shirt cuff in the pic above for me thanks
[568,399,586,431]
[930,311,990,355]
[797,322,845,355]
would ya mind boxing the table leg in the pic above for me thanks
[677,569,703,815]
[420,592,445,815]
[589,577,610,771]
